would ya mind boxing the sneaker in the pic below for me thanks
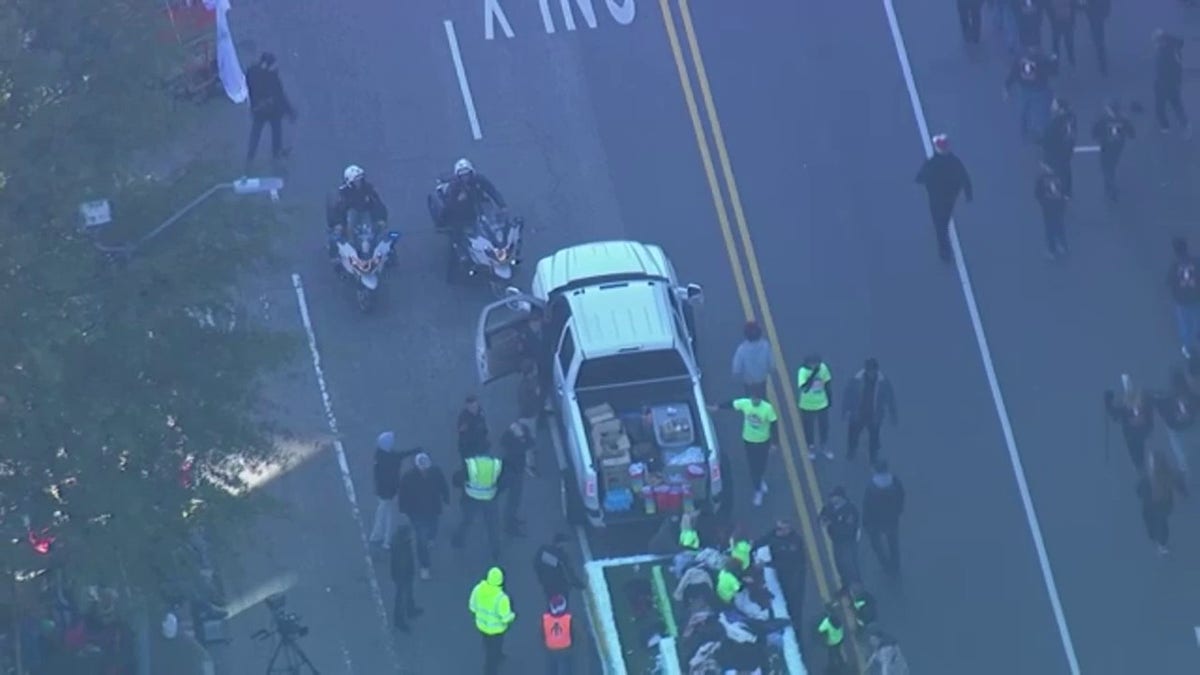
[752,490,764,507]
[823,446,834,460]
[807,445,816,460]
[1157,544,1170,555]
[419,568,431,580]
[1182,344,1191,359]
[759,481,768,494]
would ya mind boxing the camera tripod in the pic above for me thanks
[265,632,320,675]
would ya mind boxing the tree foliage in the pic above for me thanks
[0,0,294,592]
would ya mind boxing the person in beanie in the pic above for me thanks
[369,431,403,550]
[1091,99,1135,202]
[732,321,773,397]
[1041,97,1076,197]
[397,451,450,579]
[1166,238,1200,357]
[1004,45,1058,141]
[244,52,295,163]
[842,358,898,464]
[533,533,585,603]
[1034,161,1069,260]
[915,134,973,262]
[389,516,424,632]
[541,594,576,674]
[862,460,905,577]
[818,486,861,590]
[1153,30,1190,136]
[458,394,490,461]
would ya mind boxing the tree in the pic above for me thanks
[0,0,294,600]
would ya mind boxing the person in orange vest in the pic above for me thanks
[541,594,576,674]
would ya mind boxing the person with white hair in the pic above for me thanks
[915,133,973,262]
[397,450,450,579]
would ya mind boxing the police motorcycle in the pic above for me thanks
[326,206,400,313]
[427,173,524,298]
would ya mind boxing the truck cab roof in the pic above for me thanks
[531,240,677,300]
[562,280,680,360]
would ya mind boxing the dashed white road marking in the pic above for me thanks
[443,19,483,140]
[1075,145,1101,153]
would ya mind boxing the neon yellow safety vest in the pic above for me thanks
[818,616,844,646]
[797,363,832,411]
[679,527,700,550]
[716,569,741,603]
[732,398,777,443]
[729,539,751,570]
[465,457,503,501]
[469,580,514,635]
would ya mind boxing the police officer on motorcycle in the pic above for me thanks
[328,164,389,262]
[437,158,506,235]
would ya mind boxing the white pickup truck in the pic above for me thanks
[474,240,728,528]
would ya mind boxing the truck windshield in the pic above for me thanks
[576,349,689,389]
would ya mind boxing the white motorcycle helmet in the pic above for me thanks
[343,164,365,186]
[453,158,475,177]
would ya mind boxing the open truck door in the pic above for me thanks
[475,291,546,384]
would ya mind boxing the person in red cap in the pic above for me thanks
[915,133,973,262]
[541,594,576,674]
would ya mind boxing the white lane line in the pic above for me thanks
[443,19,483,140]
[880,2,1082,674]
[290,273,402,672]
[1075,145,1101,153]
[1194,626,1200,647]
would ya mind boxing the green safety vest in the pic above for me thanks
[818,616,844,646]
[729,539,751,570]
[679,527,700,550]
[732,398,777,443]
[465,457,503,501]
[797,363,832,411]
[716,569,742,603]
[469,581,514,635]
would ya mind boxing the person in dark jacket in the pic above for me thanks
[1047,0,1075,65]
[437,158,508,234]
[1137,451,1180,555]
[1012,0,1046,49]
[754,519,807,619]
[389,517,424,632]
[1167,238,1200,357]
[957,0,984,44]
[533,533,585,602]
[915,133,973,262]
[369,432,404,550]
[244,52,295,163]
[1079,0,1109,74]
[457,394,489,460]
[1041,97,1077,196]
[1004,46,1058,140]
[1153,30,1190,135]
[1104,387,1154,473]
[1034,161,1069,259]
[842,358,898,464]
[397,451,450,579]
[819,486,861,591]
[1150,368,1198,494]
[1091,99,1135,202]
[516,361,542,476]
[499,421,533,537]
[862,461,905,577]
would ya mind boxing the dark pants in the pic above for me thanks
[1173,303,1200,352]
[928,197,955,260]
[247,113,284,161]
[504,475,525,531]
[830,539,861,589]
[846,418,882,463]
[1123,434,1147,472]
[546,649,573,675]
[1018,86,1053,139]
[1050,18,1075,65]
[1099,147,1122,201]
[825,641,848,673]
[745,440,769,492]
[1085,12,1107,74]
[1141,500,1170,547]
[1155,84,1189,131]
[411,512,439,569]
[957,0,982,43]
[482,632,506,675]
[1045,154,1073,197]
[451,497,501,560]
[778,571,806,621]
[801,407,830,449]
[392,574,416,628]
[1041,205,1067,255]
[866,525,901,575]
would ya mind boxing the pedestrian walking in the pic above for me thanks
[1150,368,1198,491]
[499,421,533,537]
[1153,30,1190,135]
[709,392,779,506]
[1092,99,1135,202]
[797,355,834,460]
[862,461,905,577]
[957,0,984,45]
[754,519,807,619]
[1041,97,1077,197]
[842,358,898,464]
[369,431,403,551]
[915,134,974,262]
[389,517,424,632]
[1034,161,1070,259]
[1078,0,1110,74]
[397,451,450,580]
[533,533,586,603]
[450,447,504,560]
[1004,46,1058,140]
[818,486,861,590]
[541,594,576,675]
[1012,0,1046,49]
[815,601,849,674]
[1047,0,1076,66]
[866,629,911,675]
[1137,451,1178,555]
[243,52,295,164]
[732,320,773,397]
[517,361,543,475]
[1166,238,1200,357]
[458,394,489,461]
[1104,388,1154,472]
[469,566,516,675]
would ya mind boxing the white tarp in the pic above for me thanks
[203,0,247,103]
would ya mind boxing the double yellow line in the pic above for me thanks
[657,0,866,668]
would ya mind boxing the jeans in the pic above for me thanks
[546,649,573,675]
[1155,84,1189,131]
[801,407,830,449]
[1041,205,1067,255]
[1018,86,1052,139]
[411,513,439,569]
[369,496,397,549]
[866,525,901,575]
[246,113,283,161]
[1173,303,1200,352]
[452,497,501,560]
[846,418,882,462]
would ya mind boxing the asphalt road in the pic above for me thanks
[198,0,1200,673]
